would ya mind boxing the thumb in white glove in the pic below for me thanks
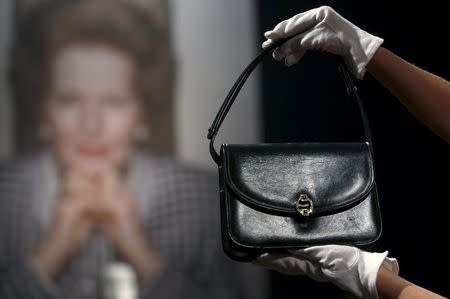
[262,6,383,79]
[256,245,399,299]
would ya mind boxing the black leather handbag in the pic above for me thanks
[207,39,382,262]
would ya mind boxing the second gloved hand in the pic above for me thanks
[256,245,399,299]
[262,6,383,79]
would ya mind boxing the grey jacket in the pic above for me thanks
[0,150,267,299]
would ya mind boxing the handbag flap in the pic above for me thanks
[222,142,374,216]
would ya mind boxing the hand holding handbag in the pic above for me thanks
[207,38,382,262]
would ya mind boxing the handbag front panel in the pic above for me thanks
[222,186,382,250]
[218,142,382,260]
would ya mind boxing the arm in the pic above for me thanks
[367,47,450,143]
[376,266,446,299]
[257,245,448,299]
[263,6,450,143]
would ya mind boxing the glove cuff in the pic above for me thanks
[357,36,384,80]
[359,250,399,299]
[353,34,384,79]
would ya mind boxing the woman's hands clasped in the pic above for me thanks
[29,167,162,282]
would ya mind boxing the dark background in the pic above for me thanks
[257,1,449,298]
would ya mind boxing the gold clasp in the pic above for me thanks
[296,194,313,217]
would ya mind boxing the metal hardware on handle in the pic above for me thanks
[296,194,313,217]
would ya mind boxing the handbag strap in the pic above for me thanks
[207,37,374,165]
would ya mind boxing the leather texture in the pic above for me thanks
[223,142,374,216]
[219,142,381,262]
[207,36,381,262]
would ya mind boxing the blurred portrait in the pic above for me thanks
[0,0,266,298]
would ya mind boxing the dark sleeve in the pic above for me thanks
[138,239,242,299]
[136,162,244,299]
[0,258,59,299]
[0,160,60,299]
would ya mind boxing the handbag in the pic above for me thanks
[207,38,382,262]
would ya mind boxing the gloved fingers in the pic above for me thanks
[264,37,296,57]
[283,10,319,36]
[284,50,306,67]
[256,253,311,276]
[270,33,307,61]
[264,30,274,39]
[256,252,285,261]
[262,38,273,48]
[300,245,362,273]
[272,48,284,61]
[296,26,344,55]
[265,26,328,61]
[287,247,311,258]
[256,252,330,282]
[381,255,399,275]
[271,19,289,35]
[265,8,321,40]
[305,244,357,258]
[291,244,351,255]
[289,245,355,260]
[295,257,329,282]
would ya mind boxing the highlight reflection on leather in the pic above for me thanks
[219,142,381,262]
[208,45,382,262]
[224,142,374,216]
[226,186,380,247]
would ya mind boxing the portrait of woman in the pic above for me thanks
[0,0,262,298]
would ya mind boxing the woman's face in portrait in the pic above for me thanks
[44,44,141,173]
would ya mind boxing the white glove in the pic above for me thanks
[262,6,383,79]
[256,245,399,299]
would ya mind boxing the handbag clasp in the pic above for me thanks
[296,194,313,217]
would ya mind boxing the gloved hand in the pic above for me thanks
[256,245,399,299]
[262,6,383,79]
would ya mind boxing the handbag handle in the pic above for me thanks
[207,37,374,165]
